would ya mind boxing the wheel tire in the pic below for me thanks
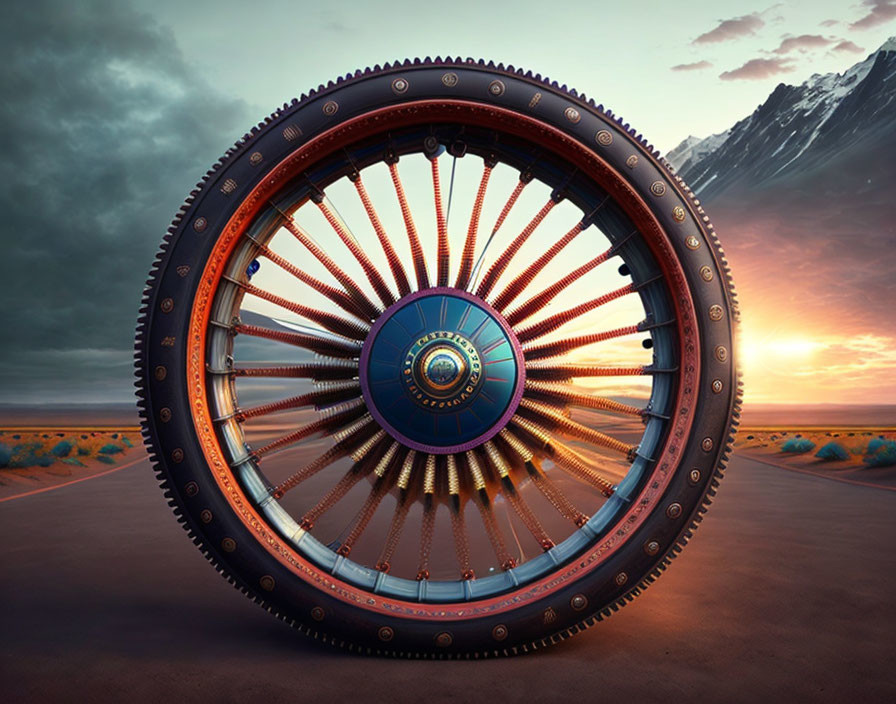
[136,58,740,657]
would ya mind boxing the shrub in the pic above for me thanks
[865,440,896,468]
[867,438,887,454]
[51,440,74,457]
[98,443,123,455]
[96,455,116,464]
[815,442,849,461]
[0,443,12,468]
[77,446,90,456]
[781,438,815,454]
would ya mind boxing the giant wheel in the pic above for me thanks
[136,58,740,656]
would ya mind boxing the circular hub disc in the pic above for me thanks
[360,288,525,453]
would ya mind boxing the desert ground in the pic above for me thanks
[1,405,894,702]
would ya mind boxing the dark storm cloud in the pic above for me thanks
[670,60,713,72]
[849,0,896,30]
[719,57,795,81]
[692,14,765,44]
[772,34,834,54]
[0,0,250,402]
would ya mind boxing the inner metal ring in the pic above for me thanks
[360,287,525,454]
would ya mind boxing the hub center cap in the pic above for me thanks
[406,334,480,406]
[360,288,525,454]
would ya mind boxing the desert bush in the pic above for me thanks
[781,438,816,454]
[51,440,74,457]
[98,443,123,455]
[815,442,849,461]
[96,455,116,464]
[867,437,887,454]
[0,443,12,468]
[865,440,896,468]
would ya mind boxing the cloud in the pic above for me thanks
[670,60,713,72]
[719,57,795,81]
[693,13,765,44]
[820,19,839,28]
[772,34,834,54]
[832,40,865,53]
[0,0,251,403]
[849,0,896,30]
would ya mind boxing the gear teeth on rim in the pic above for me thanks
[135,56,742,659]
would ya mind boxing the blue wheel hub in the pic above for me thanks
[360,288,525,454]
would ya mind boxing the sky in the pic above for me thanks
[0,0,894,405]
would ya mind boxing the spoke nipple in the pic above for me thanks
[299,517,313,529]
[416,570,430,581]
[540,539,555,551]
[461,569,475,581]
[575,514,590,527]
[337,545,351,557]
[501,559,518,571]
[423,135,439,155]
[376,561,391,573]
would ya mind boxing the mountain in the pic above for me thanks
[667,37,896,201]
[663,37,896,347]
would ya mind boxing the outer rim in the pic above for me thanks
[359,286,526,454]
[135,57,741,656]
[185,99,700,619]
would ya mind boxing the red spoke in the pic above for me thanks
[524,380,644,417]
[253,400,368,461]
[275,206,380,320]
[466,451,516,570]
[251,240,369,320]
[238,280,369,340]
[446,454,474,579]
[337,475,393,557]
[475,198,557,300]
[416,498,437,581]
[315,198,396,307]
[514,283,635,343]
[352,174,412,297]
[483,442,554,550]
[491,222,583,312]
[498,428,589,526]
[232,381,361,422]
[376,495,413,573]
[510,414,621,495]
[524,363,647,381]
[430,158,450,287]
[388,161,430,290]
[232,360,358,381]
[454,164,493,290]
[522,324,639,361]
[271,418,381,498]
[517,398,636,460]
[504,248,613,327]
[235,323,362,359]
